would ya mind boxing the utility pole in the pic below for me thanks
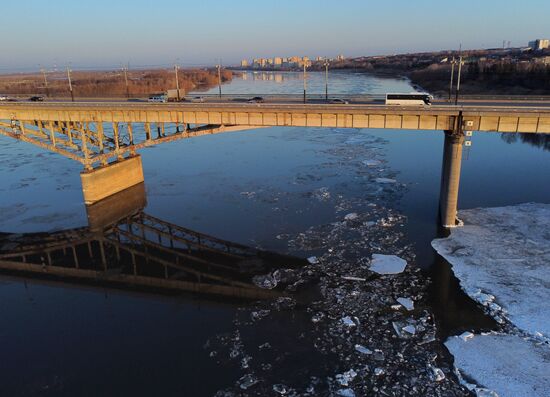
[324,59,329,102]
[66,65,74,102]
[123,64,130,99]
[41,68,50,98]
[454,56,464,105]
[217,61,222,98]
[174,64,180,101]
[303,62,307,104]
[448,57,455,102]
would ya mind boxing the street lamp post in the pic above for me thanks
[174,64,180,101]
[324,60,329,102]
[303,62,307,104]
[448,57,455,102]
[454,56,464,105]
[217,62,222,98]
[66,66,74,102]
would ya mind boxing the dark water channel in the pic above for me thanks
[0,71,549,396]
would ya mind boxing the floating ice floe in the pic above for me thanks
[344,212,359,221]
[238,374,259,390]
[335,369,357,386]
[272,384,290,395]
[374,367,385,376]
[363,159,381,167]
[341,276,366,282]
[393,321,416,338]
[341,316,358,328]
[375,177,396,184]
[307,256,319,264]
[354,344,372,355]
[396,297,414,311]
[429,365,446,382]
[336,388,356,397]
[370,254,407,274]
[445,333,550,397]
[252,274,278,289]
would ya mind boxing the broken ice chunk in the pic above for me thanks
[374,368,385,376]
[252,274,278,289]
[429,365,445,382]
[250,309,270,321]
[363,159,381,167]
[474,388,499,397]
[459,331,474,342]
[375,177,396,184]
[238,374,259,390]
[307,256,319,264]
[342,316,357,328]
[311,312,325,323]
[402,325,416,335]
[344,212,359,221]
[336,389,356,397]
[396,297,414,311]
[391,304,402,310]
[341,276,366,282]
[370,254,407,274]
[335,369,357,386]
[354,344,372,355]
[273,384,290,394]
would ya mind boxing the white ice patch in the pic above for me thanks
[344,212,359,221]
[432,203,550,339]
[445,333,550,397]
[370,254,407,274]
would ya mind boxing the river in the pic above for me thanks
[0,71,549,396]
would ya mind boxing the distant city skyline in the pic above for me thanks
[1,0,549,71]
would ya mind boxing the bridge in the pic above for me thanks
[1,100,550,227]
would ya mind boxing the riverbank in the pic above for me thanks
[0,68,233,98]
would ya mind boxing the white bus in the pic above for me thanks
[385,93,433,106]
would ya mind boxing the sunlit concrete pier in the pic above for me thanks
[1,101,549,227]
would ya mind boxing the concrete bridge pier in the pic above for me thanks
[439,130,465,228]
[80,155,144,205]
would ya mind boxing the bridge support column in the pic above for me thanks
[439,130,464,228]
[80,155,144,205]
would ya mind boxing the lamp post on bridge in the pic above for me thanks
[40,67,50,98]
[217,61,222,98]
[66,65,74,102]
[303,62,307,104]
[123,63,130,99]
[448,57,455,102]
[174,63,180,101]
[324,59,329,102]
[454,56,464,106]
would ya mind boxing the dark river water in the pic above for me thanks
[0,71,549,396]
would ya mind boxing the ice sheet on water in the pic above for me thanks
[354,344,372,355]
[432,203,550,339]
[336,388,356,397]
[445,333,550,397]
[344,212,359,221]
[370,254,407,274]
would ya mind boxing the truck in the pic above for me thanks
[166,89,186,102]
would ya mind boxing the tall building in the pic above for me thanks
[274,57,283,67]
[241,59,249,67]
[529,39,550,51]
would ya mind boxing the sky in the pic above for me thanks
[0,0,549,71]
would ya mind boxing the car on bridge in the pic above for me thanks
[329,98,349,104]
[247,96,264,103]
[29,96,45,102]
[148,94,167,103]
[189,96,205,103]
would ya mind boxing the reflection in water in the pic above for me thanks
[0,183,305,299]
[501,132,550,151]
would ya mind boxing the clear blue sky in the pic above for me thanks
[1,0,548,70]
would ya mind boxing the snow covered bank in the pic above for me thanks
[432,203,550,397]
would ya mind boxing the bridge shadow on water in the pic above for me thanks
[0,183,308,301]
